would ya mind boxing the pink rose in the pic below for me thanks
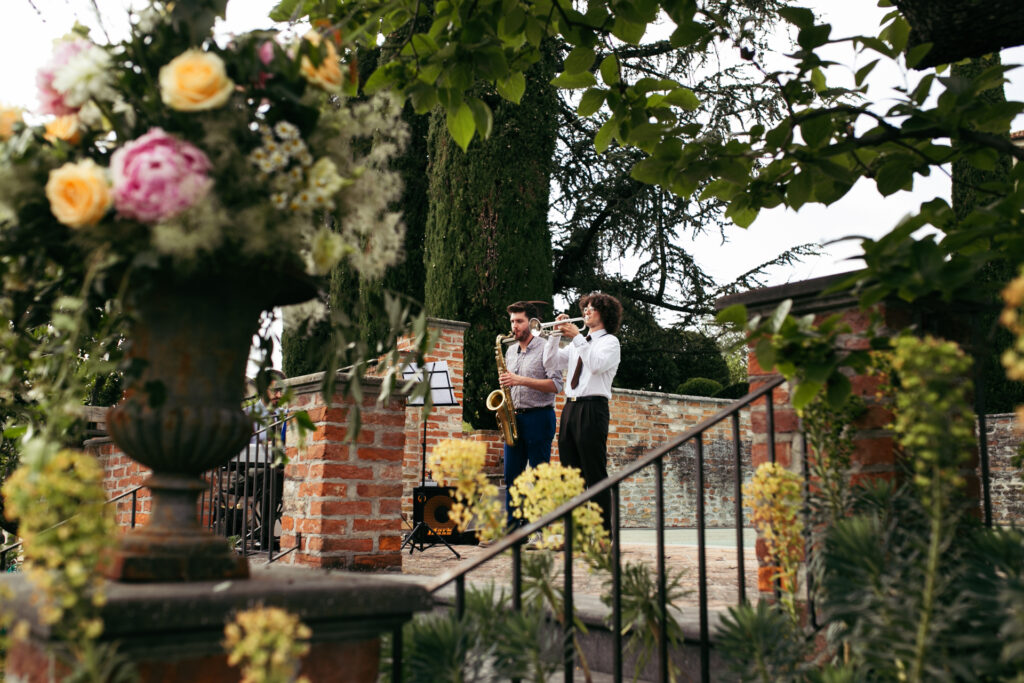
[110,128,213,223]
[37,38,91,115]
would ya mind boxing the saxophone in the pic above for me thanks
[486,334,518,445]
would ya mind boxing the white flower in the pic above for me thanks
[52,44,117,108]
[133,6,163,34]
[271,193,288,209]
[308,157,346,195]
[274,121,300,141]
[310,228,346,274]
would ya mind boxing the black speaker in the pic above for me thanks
[412,485,478,545]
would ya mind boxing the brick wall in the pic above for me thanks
[985,413,1024,525]
[278,371,407,570]
[85,437,151,529]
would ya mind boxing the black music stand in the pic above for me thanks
[400,362,462,557]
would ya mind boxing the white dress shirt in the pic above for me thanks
[545,328,620,399]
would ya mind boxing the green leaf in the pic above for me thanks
[728,205,758,228]
[791,380,823,411]
[612,16,646,45]
[800,114,832,148]
[716,304,748,327]
[447,101,475,151]
[551,70,597,89]
[778,6,815,30]
[875,160,913,196]
[594,118,619,153]
[786,171,813,210]
[798,24,832,50]
[564,46,596,74]
[630,157,670,185]
[768,299,792,333]
[754,339,777,372]
[577,88,607,116]
[408,83,439,113]
[664,87,699,110]
[496,72,526,103]
[363,66,393,94]
[810,67,826,93]
[466,97,493,139]
[825,373,852,409]
[855,59,880,87]
[600,55,620,86]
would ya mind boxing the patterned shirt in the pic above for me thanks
[504,334,564,409]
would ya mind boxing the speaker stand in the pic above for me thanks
[400,521,461,558]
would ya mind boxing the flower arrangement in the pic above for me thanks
[0,1,406,291]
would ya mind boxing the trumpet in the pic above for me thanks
[529,317,585,337]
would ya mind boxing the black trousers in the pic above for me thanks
[557,397,612,531]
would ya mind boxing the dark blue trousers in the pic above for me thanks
[503,406,556,526]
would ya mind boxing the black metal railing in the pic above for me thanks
[0,486,143,572]
[393,376,786,683]
[201,416,292,563]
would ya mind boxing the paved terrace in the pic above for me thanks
[395,528,758,612]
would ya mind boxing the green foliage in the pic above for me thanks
[599,560,689,683]
[423,45,557,428]
[717,301,873,412]
[381,584,559,683]
[716,599,809,683]
[676,377,722,397]
[801,393,865,529]
[615,303,731,393]
[713,381,749,399]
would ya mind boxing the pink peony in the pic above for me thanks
[37,38,91,116]
[110,128,213,223]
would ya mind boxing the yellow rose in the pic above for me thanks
[0,106,23,140]
[159,49,235,112]
[45,159,112,228]
[44,114,81,145]
[300,32,344,91]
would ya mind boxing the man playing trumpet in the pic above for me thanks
[548,293,622,531]
[498,301,564,529]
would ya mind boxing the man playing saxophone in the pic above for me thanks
[497,300,563,529]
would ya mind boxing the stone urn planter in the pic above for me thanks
[104,269,315,582]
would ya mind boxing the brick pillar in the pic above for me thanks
[278,371,407,570]
[720,273,915,595]
[85,434,152,530]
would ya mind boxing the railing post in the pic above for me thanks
[612,483,622,683]
[563,512,574,683]
[391,625,403,683]
[696,435,709,683]
[656,457,667,683]
[131,488,137,528]
[766,387,777,464]
[732,412,746,605]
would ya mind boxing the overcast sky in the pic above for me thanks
[5,0,1024,293]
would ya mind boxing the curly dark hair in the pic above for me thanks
[580,292,623,334]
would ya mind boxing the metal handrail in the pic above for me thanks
[418,375,785,683]
[427,377,783,591]
[0,486,143,571]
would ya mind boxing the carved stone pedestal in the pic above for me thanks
[2,567,431,682]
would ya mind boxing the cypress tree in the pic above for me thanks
[950,54,1021,413]
[424,46,557,428]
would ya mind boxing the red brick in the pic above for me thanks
[379,536,403,551]
[323,537,373,552]
[380,432,406,448]
[318,464,373,480]
[379,499,402,515]
[353,518,400,532]
[851,437,897,467]
[356,447,403,462]
[321,500,372,516]
[850,374,885,398]
[313,424,349,442]
[852,404,893,430]
[354,554,402,570]
[319,519,349,535]
[751,408,799,435]
[751,441,791,468]
[357,483,403,497]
